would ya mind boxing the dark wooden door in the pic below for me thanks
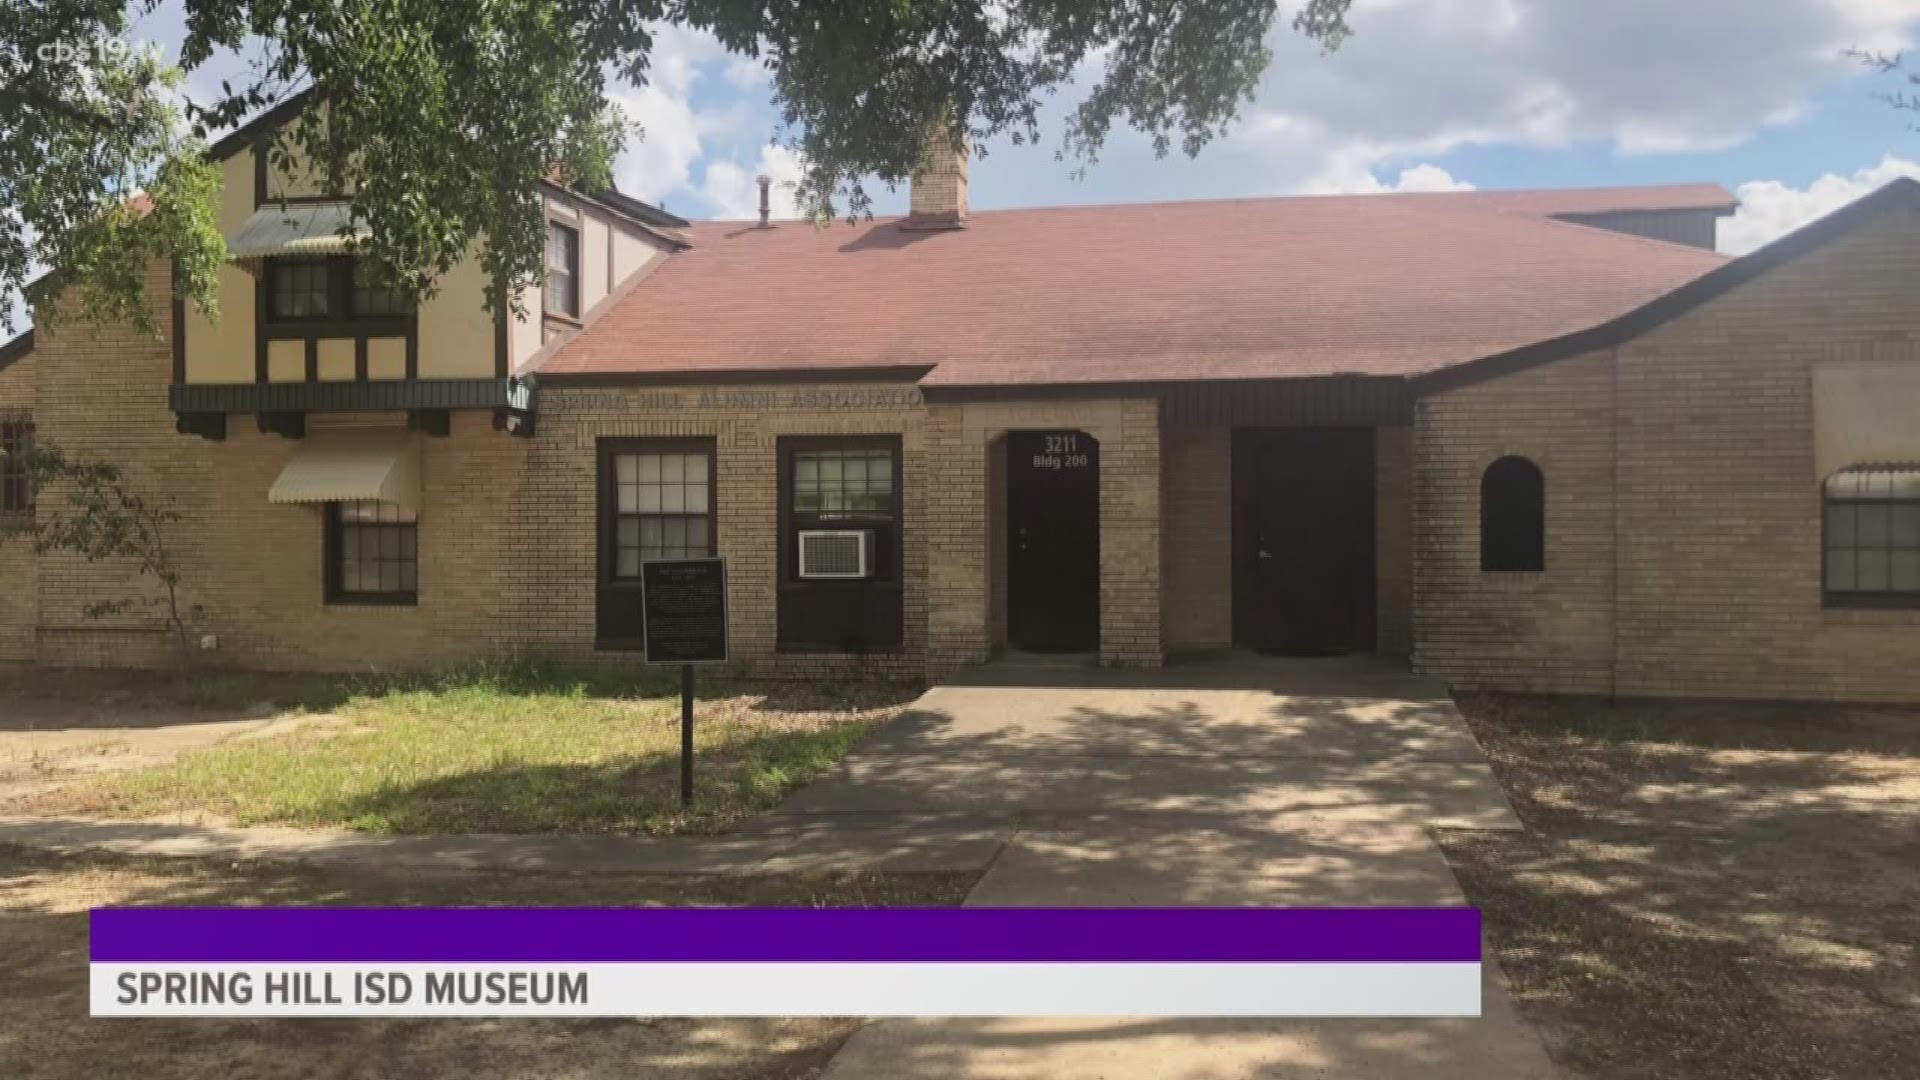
[1232,428,1376,656]
[1007,431,1100,652]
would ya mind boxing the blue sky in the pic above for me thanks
[600,2,1920,256]
[26,0,1920,318]
[103,0,1920,246]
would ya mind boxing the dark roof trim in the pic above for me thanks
[207,89,689,235]
[581,186,690,230]
[536,365,933,388]
[1417,177,1920,396]
[923,375,1413,427]
[1549,201,1738,222]
[0,329,32,374]
[206,87,319,161]
[536,181,691,250]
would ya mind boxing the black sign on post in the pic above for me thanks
[640,558,729,809]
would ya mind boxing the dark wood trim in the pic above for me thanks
[493,287,509,378]
[921,375,1413,427]
[254,255,416,384]
[170,261,186,382]
[1417,177,1920,396]
[172,378,513,414]
[405,308,419,379]
[594,436,720,650]
[210,88,319,163]
[406,409,452,437]
[254,261,269,381]
[323,502,420,607]
[252,142,268,206]
[536,366,932,389]
[174,412,227,441]
[257,411,305,438]
[0,329,32,374]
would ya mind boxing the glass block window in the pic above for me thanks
[546,222,579,318]
[792,448,895,517]
[1824,467,1920,606]
[329,500,419,602]
[1,418,32,515]
[351,260,408,316]
[610,450,713,577]
[270,260,332,318]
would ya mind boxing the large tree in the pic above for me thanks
[2,0,1353,332]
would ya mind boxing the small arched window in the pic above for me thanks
[1481,456,1545,572]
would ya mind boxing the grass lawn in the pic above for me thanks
[8,664,918,835]
[1441,693,1920,1080]
[0,842,974,1080]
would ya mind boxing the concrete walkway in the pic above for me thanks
[802,655,1557,1080]
[0,811,1008,875]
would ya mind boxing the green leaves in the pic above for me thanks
[6,0,1353,328]
[3,1,225,333]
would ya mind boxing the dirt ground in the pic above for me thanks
[0,843,975,1080]
[1441,694,1920,1080]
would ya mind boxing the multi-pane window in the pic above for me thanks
[327,500,419,603]
[1824,467,1920,607]
[0,418,32,515]
[792,448,894,517]
[546,222,580,318]
[610,450,713,577]
[351,261,408,316]
[269,260,332,318]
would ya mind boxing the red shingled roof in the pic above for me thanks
[536,185,1733,387]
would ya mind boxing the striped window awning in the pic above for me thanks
[227,201,367,262]
[267,430,420,511]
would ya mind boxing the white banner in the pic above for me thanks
[92,962,1481,1018]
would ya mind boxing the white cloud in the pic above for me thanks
[700,145,807,219]
[1720,154,1920,253]
[610,84,705,201]
[1319,162,1477,194]
[1216,0,1920,196]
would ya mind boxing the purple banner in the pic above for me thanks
[91,907,1480,963]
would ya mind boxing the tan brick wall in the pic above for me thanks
[26,276,938,675]
[1414,349,1618,694]
[1612,204,1920,701]
[924,398,1164,674]
[1162,428,1232,651]
[31,268,533,669]
[1375,425,1413,656]
[1415,202,1920,702]
[521,384,931,678]
[0,350,35,661]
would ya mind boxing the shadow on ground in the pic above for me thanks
[1439,693,1920,1080]
[0,842,970,1080]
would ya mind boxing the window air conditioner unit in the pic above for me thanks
[798,529,873,580]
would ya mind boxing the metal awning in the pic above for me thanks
[227,201,366,261]
[267,429,420,511]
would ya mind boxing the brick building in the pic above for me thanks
[4,100,1920,700]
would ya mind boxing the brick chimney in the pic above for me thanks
[902,121,968,230]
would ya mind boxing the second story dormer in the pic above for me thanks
[171,92,688,441]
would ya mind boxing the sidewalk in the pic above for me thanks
[0,812,1008,875]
